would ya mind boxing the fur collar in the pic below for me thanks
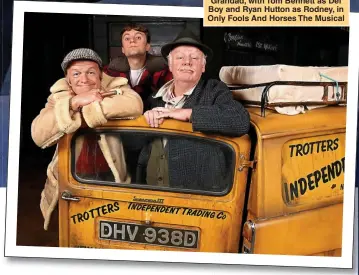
[50,73,128,94]
[108,53,168,74]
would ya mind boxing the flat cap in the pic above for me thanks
[61,48,103,72]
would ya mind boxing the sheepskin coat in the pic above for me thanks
[31,73,143,230]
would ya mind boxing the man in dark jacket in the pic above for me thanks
[103,23,172,109]
[137,29,250,192]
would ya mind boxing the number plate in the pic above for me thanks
[99,221,199,249]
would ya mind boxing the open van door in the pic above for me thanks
[58,117,252,252]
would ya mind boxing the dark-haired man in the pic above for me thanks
[104,23,172,109]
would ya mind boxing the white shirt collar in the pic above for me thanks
[153,79,197,100]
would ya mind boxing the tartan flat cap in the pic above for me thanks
[61,48,103,72]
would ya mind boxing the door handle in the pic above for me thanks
[61,190,80,202]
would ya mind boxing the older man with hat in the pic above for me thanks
[144,29,249,135]
[31,48,143,230]
[137,29,250,190]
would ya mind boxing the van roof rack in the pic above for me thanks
[228,81,347,117]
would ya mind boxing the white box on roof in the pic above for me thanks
[219,65,348,115]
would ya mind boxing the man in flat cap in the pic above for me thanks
[137,29,250,190]
[31,48,143,230]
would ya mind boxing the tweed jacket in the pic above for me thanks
[137,78,250,191]
[104,53,173,110]
[31,73,143,230]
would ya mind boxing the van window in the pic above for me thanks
[71,130,236,195]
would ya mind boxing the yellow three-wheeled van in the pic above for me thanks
[57,80,346,256]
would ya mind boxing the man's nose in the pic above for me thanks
[182,56,192,65]
[79,73,89,82]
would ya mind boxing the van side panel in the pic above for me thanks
[251,203,343,255]
[245,107,346,255]
[248,130,345,219]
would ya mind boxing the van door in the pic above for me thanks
[57,119,251,252]
[242,129,345,255]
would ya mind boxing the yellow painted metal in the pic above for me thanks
[246,203,343,255]
[311,248,342,257]
[246,106,346,219]
[58,105,347,255]
[248,107,346,138]
[282,133,345,206]
[243,106,346,256]
[58,117,251,252]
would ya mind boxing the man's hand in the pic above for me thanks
[144,109,165,128]
[155,107,192,122]
[70,88,104,111]
[144,107,193,127]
